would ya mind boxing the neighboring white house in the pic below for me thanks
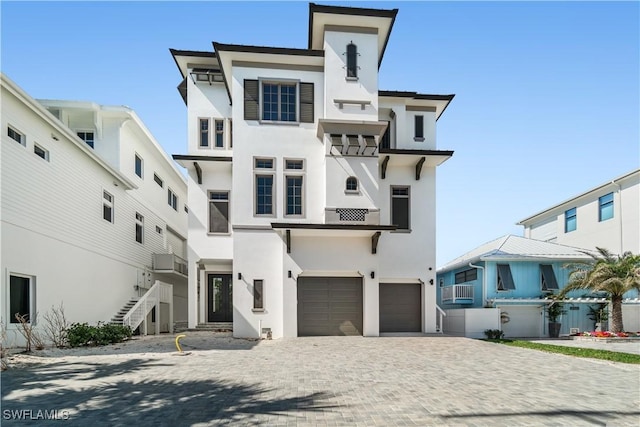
[1,73,188,346]
[518,169,640,255]
[171,3,455,338]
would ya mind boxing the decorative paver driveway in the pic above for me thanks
[2,335,639,426]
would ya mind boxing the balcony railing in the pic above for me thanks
[152,253,187,276]
[325,208,380,225]
[442,284,474,304]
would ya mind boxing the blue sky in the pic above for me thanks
[2,1,638,267]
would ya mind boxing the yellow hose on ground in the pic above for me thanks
[175,334,186,353]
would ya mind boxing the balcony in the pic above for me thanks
[442,284,474,304]
[152,253,187,277]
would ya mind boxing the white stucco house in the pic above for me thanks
[1,74,188,346]
[518,169,639,255]
[171,3,455,337]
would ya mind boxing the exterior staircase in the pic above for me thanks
[110,297,139,325]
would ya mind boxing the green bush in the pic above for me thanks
[66,322,132,347]
[484,329,505,340]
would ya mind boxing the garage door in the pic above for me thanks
[379,283,421,333]
[297,277,363,336]
[499,305,542,338]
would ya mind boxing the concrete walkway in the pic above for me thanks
[2,334,639,426]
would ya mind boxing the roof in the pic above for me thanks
[213,41,325,103]
[379,91,455,120]
[517,169,640,225]
[38,99,186,187]
[1,73,136,190]
[438,235,595,272]
[308,3,398,68]
[169,48,217,78]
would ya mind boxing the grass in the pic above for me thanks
[485,339,640,364]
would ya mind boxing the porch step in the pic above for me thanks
[173,321,189,333]
[190,322,233,332]
[109,297,140,325]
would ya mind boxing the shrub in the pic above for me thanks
[42,303,69,348]
[484,329,504,340]
[66,322,132,347]
[14,313,44,352]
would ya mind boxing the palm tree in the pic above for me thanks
[561,248,640,333]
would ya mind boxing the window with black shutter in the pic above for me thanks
[346,43,358,78]
[391,186,410,231]
[497,264,516,291]
[414,115,424,140]
[540,264,559,290]
[209,191,229,233]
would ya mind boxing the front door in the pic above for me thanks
[207,274,232,322]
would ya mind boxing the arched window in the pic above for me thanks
[346,176,358,192]
[346,43,358,78]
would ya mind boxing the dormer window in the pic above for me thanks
[346,43,358,79]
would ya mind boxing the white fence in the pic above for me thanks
[443,308,501,338]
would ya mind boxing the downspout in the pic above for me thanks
[611,180,623,255]
[468,262,486,306]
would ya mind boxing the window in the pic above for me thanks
[286,176,303,216]
[153,173,164,188]
[497,264,515,291]
[455,269,478,284]
[253,280,264,310]
[284,159,304,217]
[135,154,143,178]
[244,80,314,123]
[208,191,229,233]
[229,119,233,148]
[346,42,358,79]
[540,264,559,291]
[155,225,163,235]
[346,177,359,192]
[135,213,144,244]
[199,118,209,148]
[391,186,410,230]
[263,82,296,122]
[254,158,275,216]
[9,275,32,323]
[285,159,303,170]
[565,207,577,233]
[34,143,49,161]
[215,120,224,148]
[380,121,391,150]
[599,192,614,222]
[8,126,25,146]
[414,115,424,140]
[168,188,178,211]
[77,131,94,148]
[184,205,189,213]
[103,190,114,223]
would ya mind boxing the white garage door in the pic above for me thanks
[499,306,542,338]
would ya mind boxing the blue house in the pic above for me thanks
[436,235,639,337]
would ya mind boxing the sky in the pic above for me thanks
[2,1,638,267]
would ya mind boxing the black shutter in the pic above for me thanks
[300,82,314,123]
[244,79,259,120]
